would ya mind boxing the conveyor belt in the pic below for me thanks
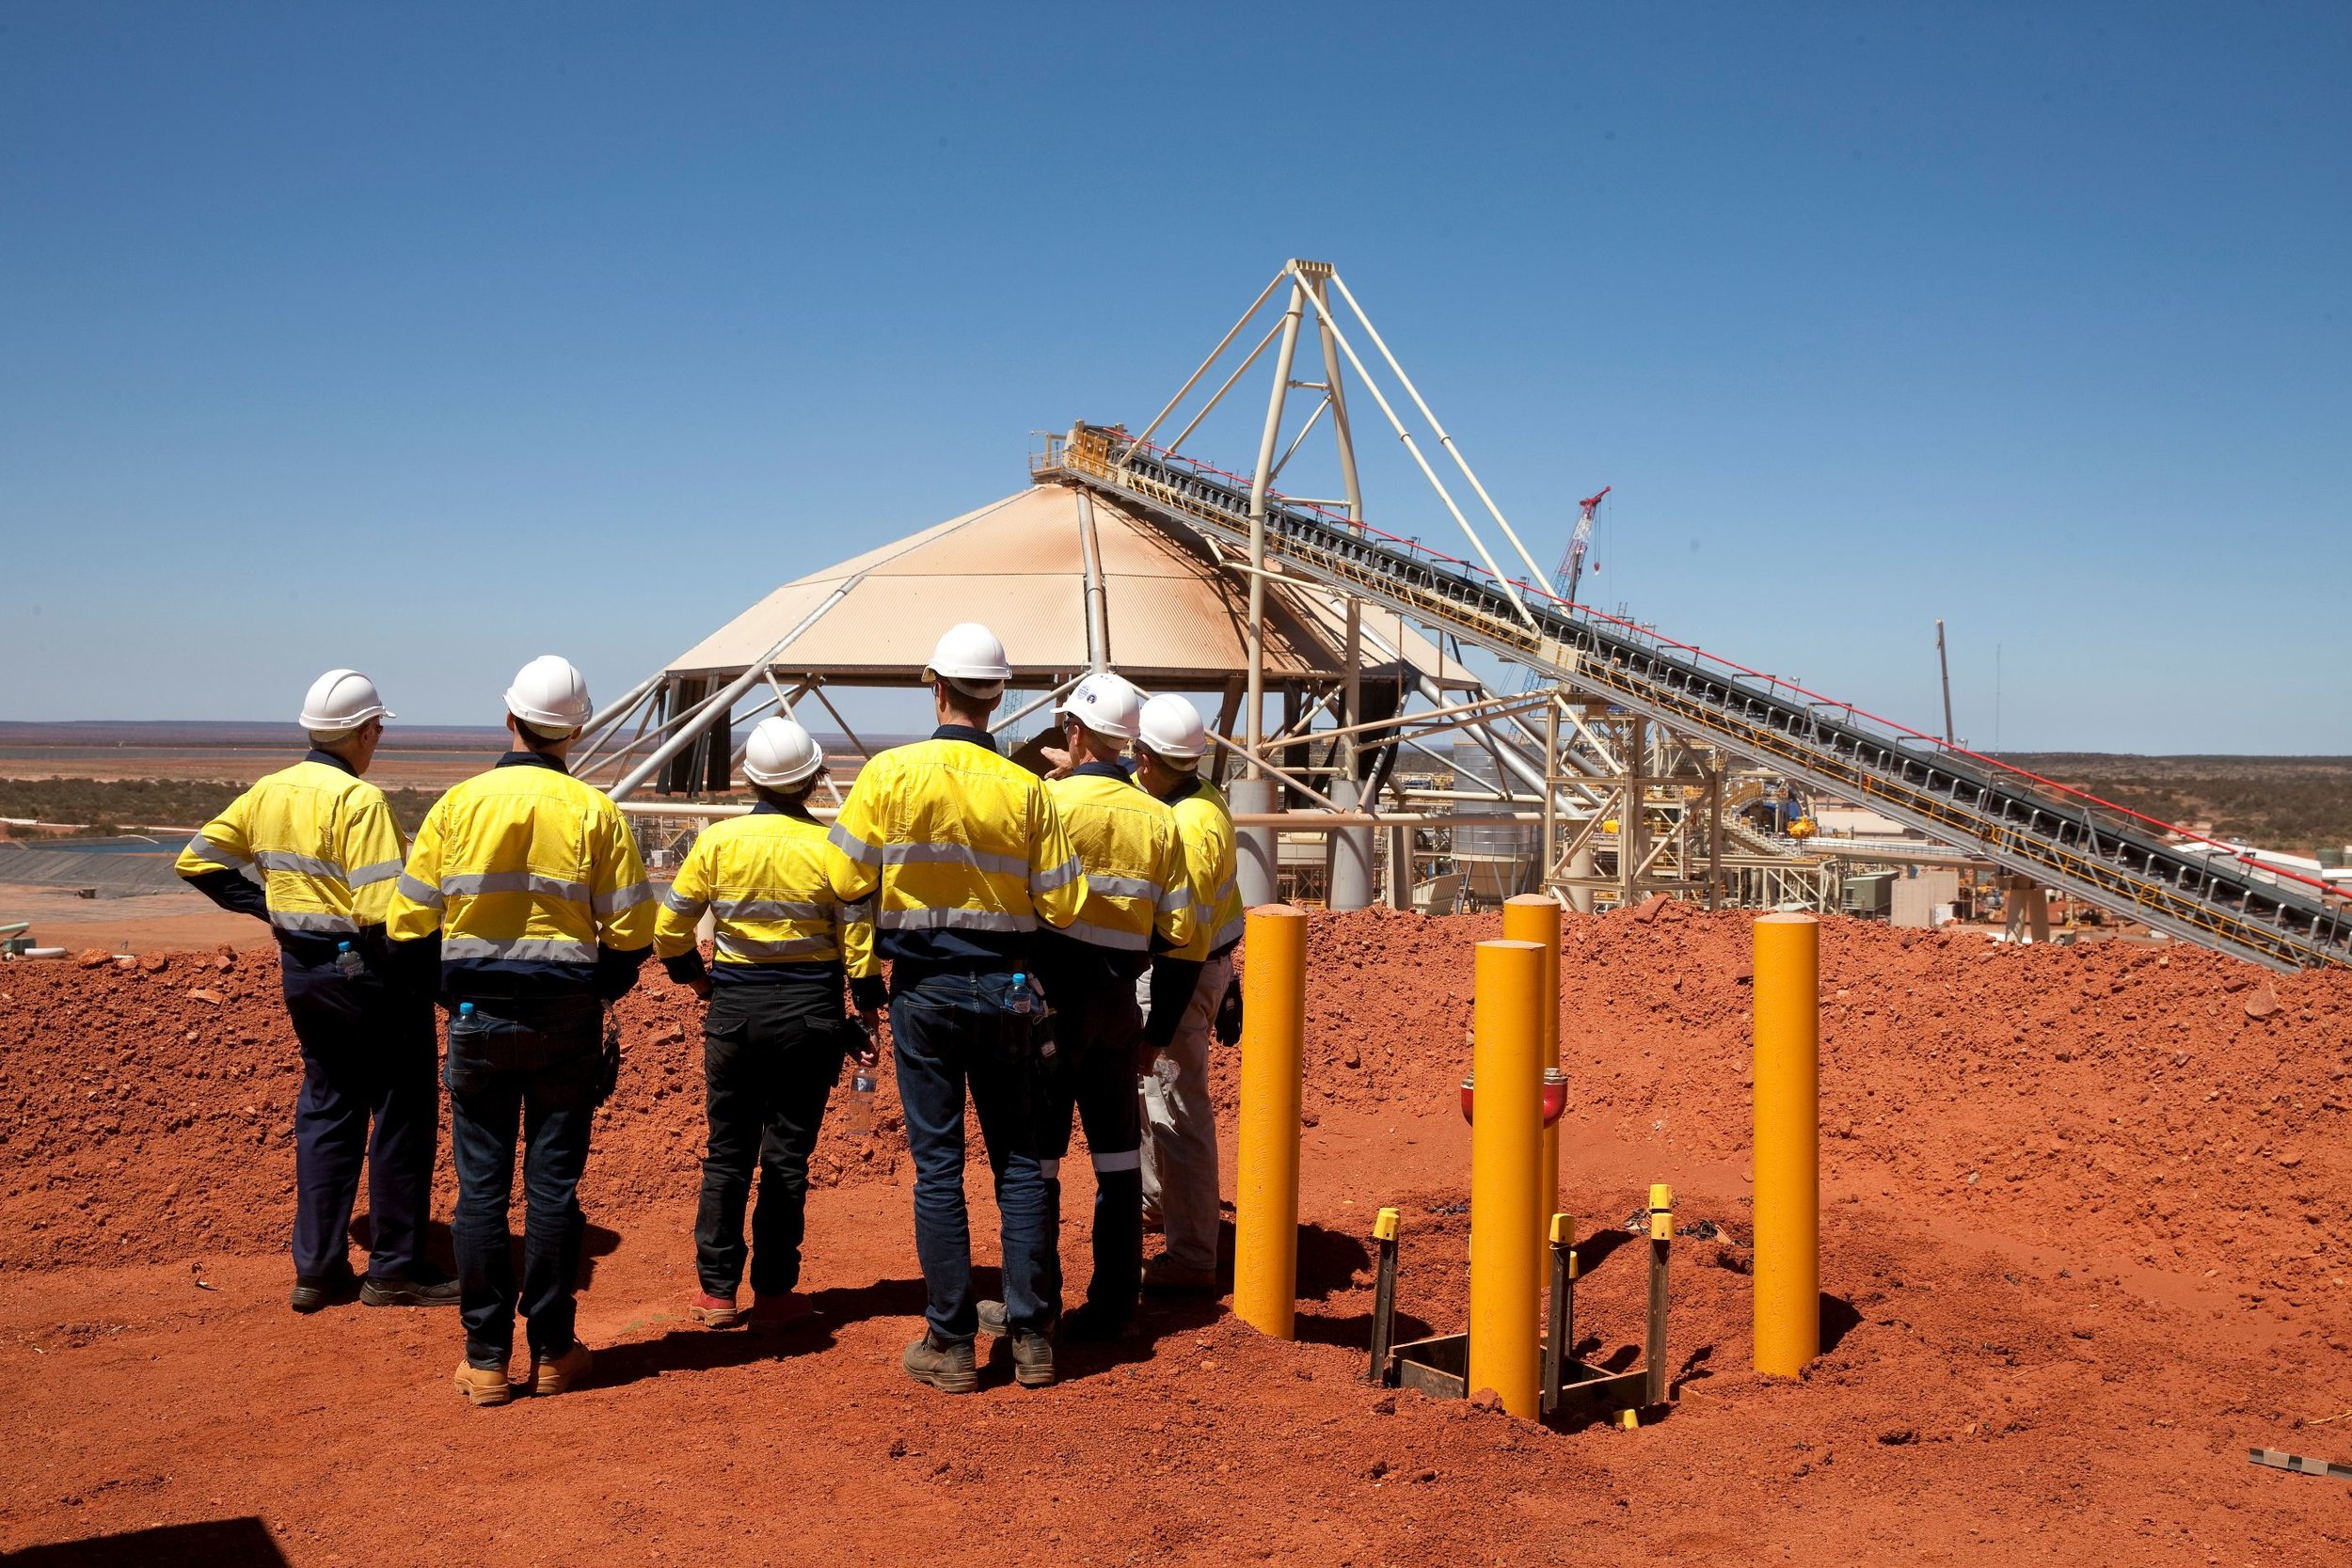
[1037,427,2350,972]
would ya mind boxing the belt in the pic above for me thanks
[890,955,1017,990]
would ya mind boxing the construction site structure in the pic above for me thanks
[580,259,2350,974]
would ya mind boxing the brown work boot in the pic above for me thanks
[901,1331,978,1394]
[1006,1327,1056,1388]
[691,1288,740,1329]
[452,1359,515,1408]
[529,1340,594,1397]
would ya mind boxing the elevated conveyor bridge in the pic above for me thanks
[1037,425,2351,973]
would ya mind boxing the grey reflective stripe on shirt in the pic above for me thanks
[345,858,404,888]
[708,896,830,923]
[254,849,345,879]
[881,842,1030,879]
[439,870,593,902]
[873,906,1038,934]
[439,934,598,964]
[660,884,707,917]
[1215,911,1246,947]
[1084,873,1163,902]
[594,880,655,917]
[1065,914,1151,952]
[715,932,840,961]
[397,873,445,909]
[182,835,249,871]
[827,822,882,866]
[1032,855,1084,893]
[270,910,362,934]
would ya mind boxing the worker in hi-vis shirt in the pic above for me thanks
[1131,692,1246,1293]
[824,623,1086,1394]
[654,716,885,1331]
[977,671,1193,1348]
[178,669,458,1315]
[387,656,656,1407]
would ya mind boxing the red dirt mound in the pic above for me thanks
[5,911,2347,1326]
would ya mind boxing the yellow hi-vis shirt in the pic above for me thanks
[1044,765,1195,958]
[655,804,880,977]
[824,726,1086,966]
[175,752,408,942]
[1162,774,1244,960]
[386,754,655,988]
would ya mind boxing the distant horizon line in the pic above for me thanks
[0,720,2342,764]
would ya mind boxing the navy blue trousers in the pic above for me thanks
[889,970,1052,1341]
[696,980,848,1298]
[279,952,438,1282]
[443,995,599,1370]
[1036,977,1145,1324]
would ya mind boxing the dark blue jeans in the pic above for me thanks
[279,952,438,1281]
[890,970,1052,1341]
[443,994,600,1370]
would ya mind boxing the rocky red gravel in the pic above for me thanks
[1,908,2348,1565]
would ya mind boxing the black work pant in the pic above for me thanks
[444,994,599,1370]
[697,982,848,1299]
[1038,974,1146,1325]
[279,951,438,1282]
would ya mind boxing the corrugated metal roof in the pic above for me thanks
[663,484,1470,689]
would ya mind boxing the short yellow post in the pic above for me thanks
[1502,894,1562,1280]
[1468,938,1544,1418]
[1233,904,1308,1339]
[1753,911,1820,1375]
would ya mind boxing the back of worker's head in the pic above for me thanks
[1136,693,1208,775]
[1057,672,1141,762]
[300,668,393,752]
[504,655,593,746]
[925,623,1012,717]
[742,717,824,803]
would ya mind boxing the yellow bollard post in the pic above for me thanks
[1502,895,1562,1284]
[1233,904,1308,1339]
[1468,939,1545,1418]
[1753,911,1820,1375]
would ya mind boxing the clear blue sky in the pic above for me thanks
[3,2,2344,752]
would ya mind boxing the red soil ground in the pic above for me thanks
[2,907,2348,1565]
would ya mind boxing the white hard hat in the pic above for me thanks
[1056,672,1142,742]
[298,669,393,731]
[923,623,1012,699]
[1136,693,1208,763]
[504,655,594,736]
[742,716,825,788]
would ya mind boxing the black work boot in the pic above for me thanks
[360,1266,462,1307]
[1059,1302,1133,1343]
[289,1267,359,1313]
[902,1331,978,1394]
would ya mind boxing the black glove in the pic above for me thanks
[1214,974,1243,1047]
[596,1014,622,1105]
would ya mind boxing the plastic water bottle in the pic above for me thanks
[845,1062,878,1136]
[1009,972,1035,1018]
[334,941,362,978]
[457,1001,476,1028]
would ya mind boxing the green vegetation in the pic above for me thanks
[1999,754,2352,856]
[0,777,436,837]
